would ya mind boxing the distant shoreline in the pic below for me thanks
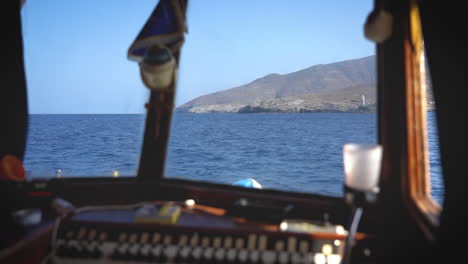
[30,109,435,115]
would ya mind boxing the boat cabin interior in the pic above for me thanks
[0,0,464,263]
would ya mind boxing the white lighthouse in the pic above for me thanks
[361,95,366,106]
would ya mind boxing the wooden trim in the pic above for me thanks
[23,177,352,226]
[136,2,186,181]
[377,0,408,204]
[402,0,440,239]
[0,221,53,263]
[374,2,439,259]
[157,178,355,228]
[137,89,175,181]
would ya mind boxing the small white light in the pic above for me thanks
[113,170,119,178]
[364,248,371,256]
[185,199,195,208]
[327,254,342,264]
[322,244,333,255]
[336,225,346,235]
[314,253,326,264]
[334,240,341,246]
[279,221,288,231]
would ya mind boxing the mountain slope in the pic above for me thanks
[179,56,376,109]
[178,56,378,113]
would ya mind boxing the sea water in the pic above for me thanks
[24,112,443,203]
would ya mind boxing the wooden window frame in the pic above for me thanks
[402,0,440,238]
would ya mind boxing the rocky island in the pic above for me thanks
[177,55,432,113]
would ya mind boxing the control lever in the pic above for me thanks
[51,198,75,217]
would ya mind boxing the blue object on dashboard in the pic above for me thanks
[233,178,263,189]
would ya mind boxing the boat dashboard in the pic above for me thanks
[0,178,374,264]
[47,201,349,264]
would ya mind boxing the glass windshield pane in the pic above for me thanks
[21,0,154,178]
[428,111,443,204]
[165,1,377,197]
[424,51,444,204]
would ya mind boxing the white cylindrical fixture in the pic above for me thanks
[140,58,175,90]
[139,44,176,90]
[343,144,383,192]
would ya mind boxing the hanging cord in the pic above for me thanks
[40,217,61,264]
[342,207,363,264]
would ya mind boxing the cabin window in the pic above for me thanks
[21,0,155,178]
[423,49,444,205]
[403,0,442,224]
[165,0,377,197]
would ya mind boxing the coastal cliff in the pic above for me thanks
[177,55,433,113]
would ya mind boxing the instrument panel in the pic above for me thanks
[48,202,346,264]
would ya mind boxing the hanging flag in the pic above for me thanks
[128,0,188,62]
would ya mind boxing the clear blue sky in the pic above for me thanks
[21,0,374,114]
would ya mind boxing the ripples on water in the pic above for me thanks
[24,114,146,177]
[24,113,443,203]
